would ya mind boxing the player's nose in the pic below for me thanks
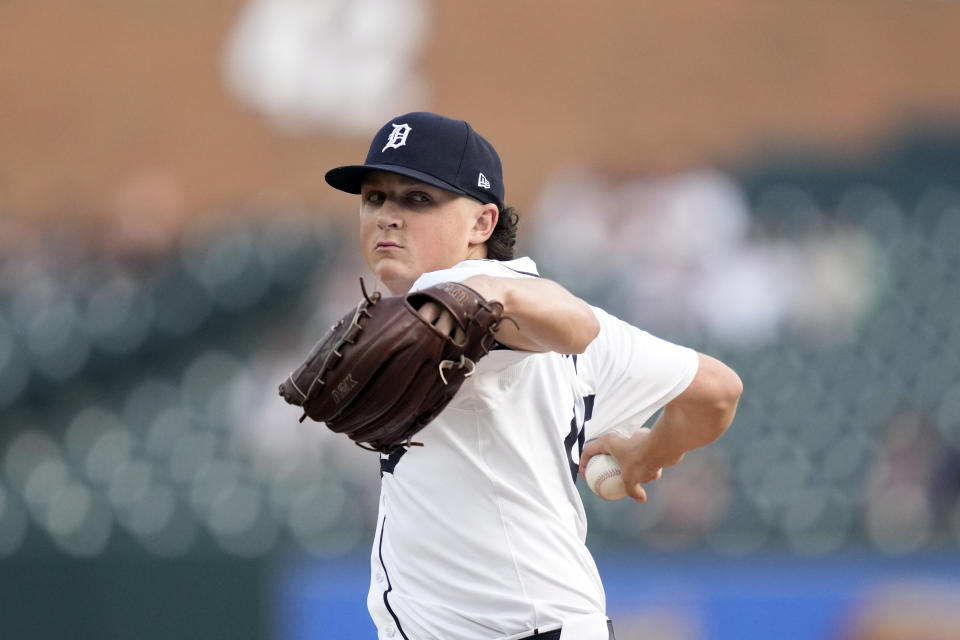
[376,202,404,230]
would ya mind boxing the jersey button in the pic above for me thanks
[385,623,396,637]
[375,570,385,583]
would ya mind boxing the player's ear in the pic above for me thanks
[469,203,499,245]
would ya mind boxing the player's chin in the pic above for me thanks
[371,259,416,293]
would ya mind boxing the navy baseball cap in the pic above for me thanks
[325,112,504,209]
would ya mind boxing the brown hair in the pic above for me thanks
[485,205,520,261]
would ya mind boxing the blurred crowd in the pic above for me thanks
[529,165,960,556]
[1,153,959,563]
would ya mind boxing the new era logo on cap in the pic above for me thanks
[324,112,505,208]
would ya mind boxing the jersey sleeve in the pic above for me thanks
[579,306,699,440]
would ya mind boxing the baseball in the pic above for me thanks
[585,454,627,501]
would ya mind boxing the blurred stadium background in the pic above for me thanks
[2,1,960,638]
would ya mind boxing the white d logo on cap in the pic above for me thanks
[382,123,412,151]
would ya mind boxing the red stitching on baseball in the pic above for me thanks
[592,467,623,493]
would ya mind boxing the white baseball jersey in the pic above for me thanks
[367,258,699,640]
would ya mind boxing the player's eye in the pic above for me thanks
[362,191,385,206]
[407,191,432,205]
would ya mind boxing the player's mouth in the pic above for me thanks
[375,241,403,251]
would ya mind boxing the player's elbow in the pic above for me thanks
[568,306,601,354]
[716,366,743,413]
[705,364,742,436]
[673,355,743,440]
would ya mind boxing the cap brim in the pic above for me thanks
[325,164,471,199]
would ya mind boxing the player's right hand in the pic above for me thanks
[580,429,674,503]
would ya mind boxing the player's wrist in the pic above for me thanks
[461,274,502,305]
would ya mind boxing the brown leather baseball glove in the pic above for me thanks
[278,280,505,453]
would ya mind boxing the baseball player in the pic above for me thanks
[322,112,742,640]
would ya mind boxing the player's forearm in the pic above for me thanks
[648,353,742,462]
[462,275,600,353]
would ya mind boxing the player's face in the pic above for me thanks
[359,171,495,294]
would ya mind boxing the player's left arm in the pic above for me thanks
[580,353,742,502]
[459,274,600,354]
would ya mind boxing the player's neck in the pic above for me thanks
[466,243,488,261]
[385,278,413,296]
